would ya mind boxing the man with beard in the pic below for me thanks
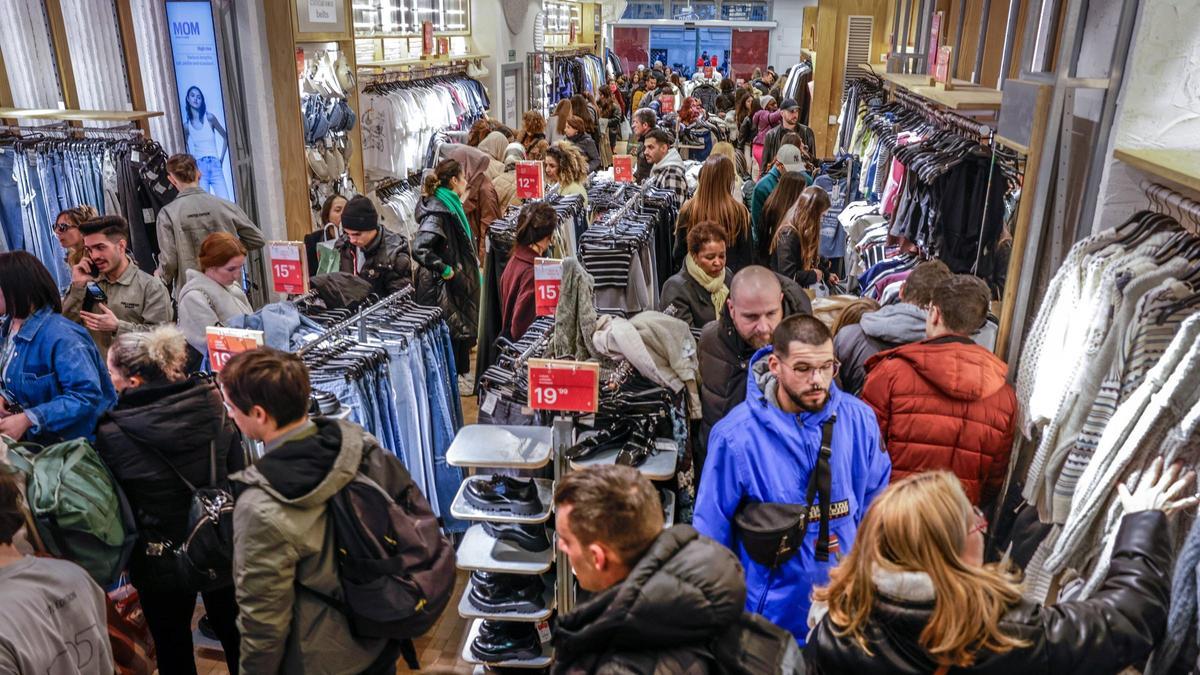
[694,314,891,644]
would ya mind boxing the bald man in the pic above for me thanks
[695,266,811,477]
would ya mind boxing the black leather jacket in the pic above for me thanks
[413,196,481,343]
[336,226,414,297]
[805,511,1172,675]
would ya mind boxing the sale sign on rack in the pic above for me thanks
[534,257,563,316]
[527,358,600,413]
[613,155,635,183]
[934,46,953,84]
[206,327,264,373]
[659,95,675,114]
[516,160,545,200]
[269,241,308,295]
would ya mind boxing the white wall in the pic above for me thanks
[769,0,815,70]
[472,0,545,121]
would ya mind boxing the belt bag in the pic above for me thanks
[734,415,836,569]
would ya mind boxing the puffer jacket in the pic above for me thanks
[335,225,413,297]
[834,303,927,395]
[94,377,243,590]
[659,267,733,330]
[861,336,1017,506]
[805,510,1171,675]
[694,348,891,643]
[413,195,481,344]
[231,418,401,674]
[553,525,746,674]
[567,132,602,173]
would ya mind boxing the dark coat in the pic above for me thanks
[805,511,1171,675]
[413,195,481,344]
[335,226,414,297]
[659,267,732,330]
[762,122,816,170]
[770,225,820,287]
[94,377,243,589]
[567,132,602,173]
[499,244,537,341]
[553,525,746,675]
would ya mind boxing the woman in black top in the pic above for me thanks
[659,221,730,330]
[770,185,837,288]
[564,115,601,173]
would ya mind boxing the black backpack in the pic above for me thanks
[711,611,803,675]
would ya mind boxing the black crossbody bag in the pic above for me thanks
[734,415,836,569]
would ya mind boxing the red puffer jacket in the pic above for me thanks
[861,336,1016,505]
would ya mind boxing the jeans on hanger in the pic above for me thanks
[421,331,464,532]
[0,149,22,251]
[385,341,430,495]
[17,152,70,288]
[438,323,463,427]
[312,376,370,430]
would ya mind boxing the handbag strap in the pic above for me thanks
[138,402,226,494]
[809,414,836,563]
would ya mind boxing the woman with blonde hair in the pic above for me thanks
[805,464,1192,673]
[54,205,99,267]
[771,185,834,288]
[675,154,751,273]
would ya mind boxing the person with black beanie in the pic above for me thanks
[334,194,413,297]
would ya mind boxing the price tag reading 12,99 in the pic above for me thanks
[527,358,600,413]
[516,160,545,200]
[269,241,308,295]
[534,257,563,316]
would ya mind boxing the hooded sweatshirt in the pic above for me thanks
[834,303,928,395]
[694,347,891,643]
[861,336,1017,506]
[649,148,689,203]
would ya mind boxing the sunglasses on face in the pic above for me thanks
[53,222,77,234]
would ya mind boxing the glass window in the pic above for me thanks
[622,2,667,20]
[722,1,770,22]
[673,2,718,20]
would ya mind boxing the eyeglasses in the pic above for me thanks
[792,361,840,381]
[968,506,988,536]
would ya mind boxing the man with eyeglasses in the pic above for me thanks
[694,313,891,645]
[861,273,1016,509]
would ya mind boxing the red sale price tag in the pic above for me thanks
[527,359,600,413]
[613,155,634,183]
[206,327,263,373]
[659,95,675,114]
[516,161,545,200]
[269,241,308,295]
[534,257,563,316]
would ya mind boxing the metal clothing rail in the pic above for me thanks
[0,122,144,137]
[1143,180,1200,233]
[361,67,470,90]
[891,86,993,138]
[296,286,415,356]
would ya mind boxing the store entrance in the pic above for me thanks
[648,26,731,76]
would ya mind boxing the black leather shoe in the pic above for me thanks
[483,522,551,552]
[565,420,637,461]
[471,621,542,662]
[469,572,546,613]
[465,476,542,515]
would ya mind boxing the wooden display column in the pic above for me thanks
[809,0,892,159]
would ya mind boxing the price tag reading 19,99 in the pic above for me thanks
[613,155,635,183]
[534,257,563,316]
[206,327,264,373]
[269,241,308,295]
[516,160,545,200]
[527,358,600,413]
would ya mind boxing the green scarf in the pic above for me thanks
[685,254,729,317]
[435,187,473,245]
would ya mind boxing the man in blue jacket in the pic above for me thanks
[694,314,891,644]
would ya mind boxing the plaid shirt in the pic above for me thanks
[649,163,689,204]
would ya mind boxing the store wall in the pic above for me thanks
[0,0,62,110]
[472,0,544,119]
[769,0,815,70]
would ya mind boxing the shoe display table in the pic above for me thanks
[569,435,679,481]
[450,476,555,524]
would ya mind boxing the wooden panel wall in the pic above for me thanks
[810,0,892,158]
[264,0,311,241]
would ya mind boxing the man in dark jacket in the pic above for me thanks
[761,98,816,171]
[553,465,746,673]
[335,195,413,297]
[631,108,657,182]
[696,266,811,476]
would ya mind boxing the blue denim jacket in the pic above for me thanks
[3,307,116,442]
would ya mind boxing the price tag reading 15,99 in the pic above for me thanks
[516,160,545,200]
[534,257,563,316]
[268,241,308,295]
[527,358,600,413]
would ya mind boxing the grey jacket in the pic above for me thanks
[834,303,927,395]
[156,187,266,294]
[176,269,253,354]
[62,259,174,359]
[659,268,732,330]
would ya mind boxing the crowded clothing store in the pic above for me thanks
[0,0,1197,673]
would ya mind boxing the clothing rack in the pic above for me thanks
[1143,180,1200,233]
[296,286,415,356]
[0,122,144,138]
[891,86,993,138]
[361,67,470,90]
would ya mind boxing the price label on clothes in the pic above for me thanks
[659,95,675,114]
[206,327,264,373]
[527,358,600,413]
[534,257,563,316]
[613,155,635,183]
[516,161,545,200]
[269,241,308,295]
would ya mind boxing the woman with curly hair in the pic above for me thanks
[519,110,547,152]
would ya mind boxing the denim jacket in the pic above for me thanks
[3,307,116,442]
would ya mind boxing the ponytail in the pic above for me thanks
[423,158,462,198]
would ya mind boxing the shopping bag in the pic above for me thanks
[107,579,156,675]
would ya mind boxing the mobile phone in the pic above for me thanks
[84,259,99,278]
[82,282,108,313]
[0,389,22,414]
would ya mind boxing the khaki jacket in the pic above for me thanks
[155,187,266,294]
[62,259,174,359]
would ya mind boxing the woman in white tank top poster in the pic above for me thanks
[183,86,231,199]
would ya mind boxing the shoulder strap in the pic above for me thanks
[810,414,836,562]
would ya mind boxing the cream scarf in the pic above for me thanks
[685,254,729,317]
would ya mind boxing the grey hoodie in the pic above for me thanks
[836,303,927,395]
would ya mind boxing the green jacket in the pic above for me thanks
[231,419,398,674]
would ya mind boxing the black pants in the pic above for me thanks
[138,584,241,675]
[453,340,472,376]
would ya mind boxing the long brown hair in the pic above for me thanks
[546,141,587,187]
[467,119,492,147]
[736,91,761,126]
[761,172,808,242]
[679,155,749,245]
[422,159,462,198]
[813,472,1028,667]
[553,99,573,136]
[770,186,829,266]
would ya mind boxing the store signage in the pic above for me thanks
[308,0,337,23]
[166,1,238,201]
[934,46,953,84]
[269,241,308,295]
[613,155,635,183]
[534,257,563,316]
[527,358,600,413]
[927,13,943,75]
[206,327,264,373]
[516,160,545,199]
[422,21,434,56]
[659,95,675,114]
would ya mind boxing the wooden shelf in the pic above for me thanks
[1113,148,1200,196]
[907,85,1002,110]
[996,134,1030,155]
[0,108,162,122]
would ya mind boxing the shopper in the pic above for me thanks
[54,205,99,268]
[762,98,816,171]
[500,202,558,341]
[493,142,525,210]
[552,465,746,673]
[440,143,503,253]
[467,119,493,147]
[805,464,1193,673]
[751,95,781,168]
[550,99,573,145]
[0,251,116,442]
[830,298,881,337]
[696,265,811,476]
[630,108,657,182]
[709,141,750,191]
[751,139,812,244]
[519,110,547,153]
[660,221,730,330]
[644,129,689,203]
[597,88,623,153]
[736,93,761,151]
[695,314,891,643]
[63,216,174,359]
[771,185,839,289]
[545,141,590,206]
[334,195,414,297]
[414,159,481,378]
[306,194,346,276]
[675,155,752,273]
[157,153,265,295]
[834,259,951,394]
[715,78,738,113]
[219,348,404,674]
[861,274,1016,507]
[177,232,254,359]
[96,326,243,675]
[478,131,510,180]
[0,471,114,675]
[757,171,810,264]
[564,116,601,173]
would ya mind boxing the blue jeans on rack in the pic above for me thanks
[437,324,463,427]
[421,331,464,532]
[312,376,370,430]
[385,341,431,497]
[17,152,70,288]
[0,149,21,251]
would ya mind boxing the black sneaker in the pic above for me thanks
[465,476,542,515]
[471,621,542,662]
[469,572,547,613]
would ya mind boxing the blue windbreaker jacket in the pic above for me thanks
[694,346,891,644]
